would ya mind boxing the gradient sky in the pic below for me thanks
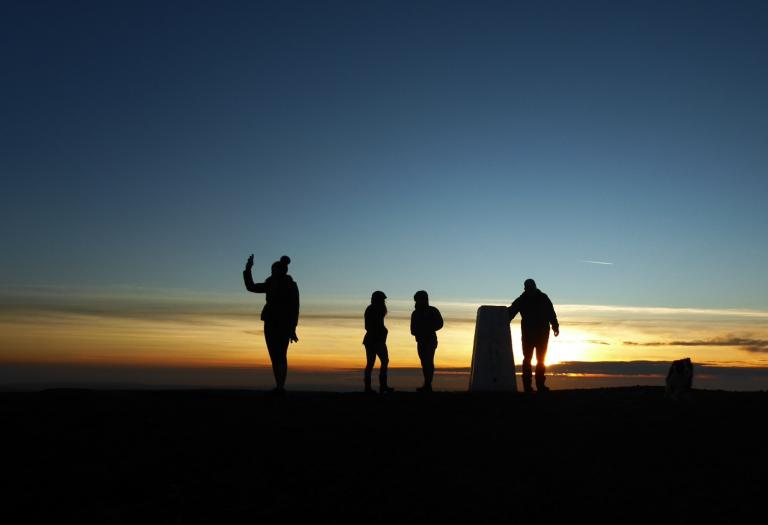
[2,1,767,389]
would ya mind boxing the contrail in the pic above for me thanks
[581,260,614,266]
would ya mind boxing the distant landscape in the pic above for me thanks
[3,361,768,392]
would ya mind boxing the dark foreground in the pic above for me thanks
[3,387,766,523]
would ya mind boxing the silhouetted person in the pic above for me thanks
[410,290,444,392]
[508,279,559,393]
[363,291,394,393]
[243,254,299,392]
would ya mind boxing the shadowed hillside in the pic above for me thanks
[3,387,766,522]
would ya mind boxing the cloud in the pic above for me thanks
[5,285,768,322]
[560,304,768,318]
[623,337,768,354]
[537,360,768,378]
[546,361,668,376]
[581,260,614,265]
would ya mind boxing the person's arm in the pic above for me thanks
[547,296,560,336]
[508,298,520,321]
[243,255,267,293]
[410,311,417,337]
[289,281,300,342]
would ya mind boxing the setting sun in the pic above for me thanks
[531,328,596,365]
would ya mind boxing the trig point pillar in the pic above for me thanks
[469,306,517,391]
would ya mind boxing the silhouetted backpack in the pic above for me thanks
[665,358,693,400]
[430,306,444,332]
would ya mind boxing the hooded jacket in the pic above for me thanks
[410,305,444,344]
[508,289,559,337]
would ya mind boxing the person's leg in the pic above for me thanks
[364,344,376,392]
[264,325,277,387]
[274,338,289,390]
[378,342,394,393]
[425,341,436,388]
[417,340,436,391]
[521,337,535,393]
[264,325,288,391]
[535,334,550,392]
[417,341,428,387]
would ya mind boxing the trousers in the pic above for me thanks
[521,331,549,388]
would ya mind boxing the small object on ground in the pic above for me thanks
[665,357,693,400]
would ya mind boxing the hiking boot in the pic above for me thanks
[380,374,394,394]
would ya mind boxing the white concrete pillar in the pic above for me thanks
[469,306,517,391]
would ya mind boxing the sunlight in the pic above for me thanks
[3,300,768,374]
[510,327,609,365]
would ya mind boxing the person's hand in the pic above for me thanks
[245,254,254,270]
[553,328,560,337]
[290,331,299,343]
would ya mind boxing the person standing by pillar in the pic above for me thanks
[508,279,559,393]
[363,291,394,394]
[410,290,443,392]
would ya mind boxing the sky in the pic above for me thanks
[1,1,767,390]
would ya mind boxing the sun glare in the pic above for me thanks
[514,327,602,365]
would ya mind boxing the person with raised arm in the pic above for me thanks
[243,254,299,392]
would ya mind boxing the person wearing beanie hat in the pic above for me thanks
[363,290,394,393]
[243,254,300,392]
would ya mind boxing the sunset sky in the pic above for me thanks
[2,1,767,390]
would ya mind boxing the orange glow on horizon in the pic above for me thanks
[2,303,767,372]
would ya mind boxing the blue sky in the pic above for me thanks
[2,0,767,310]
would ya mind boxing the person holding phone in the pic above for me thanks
[243,254,299,392]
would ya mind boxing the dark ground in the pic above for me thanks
[2,387,766,523]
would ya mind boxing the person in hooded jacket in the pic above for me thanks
[243,254,299,392]
[410,290,444,392]
[508,279,559,393]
